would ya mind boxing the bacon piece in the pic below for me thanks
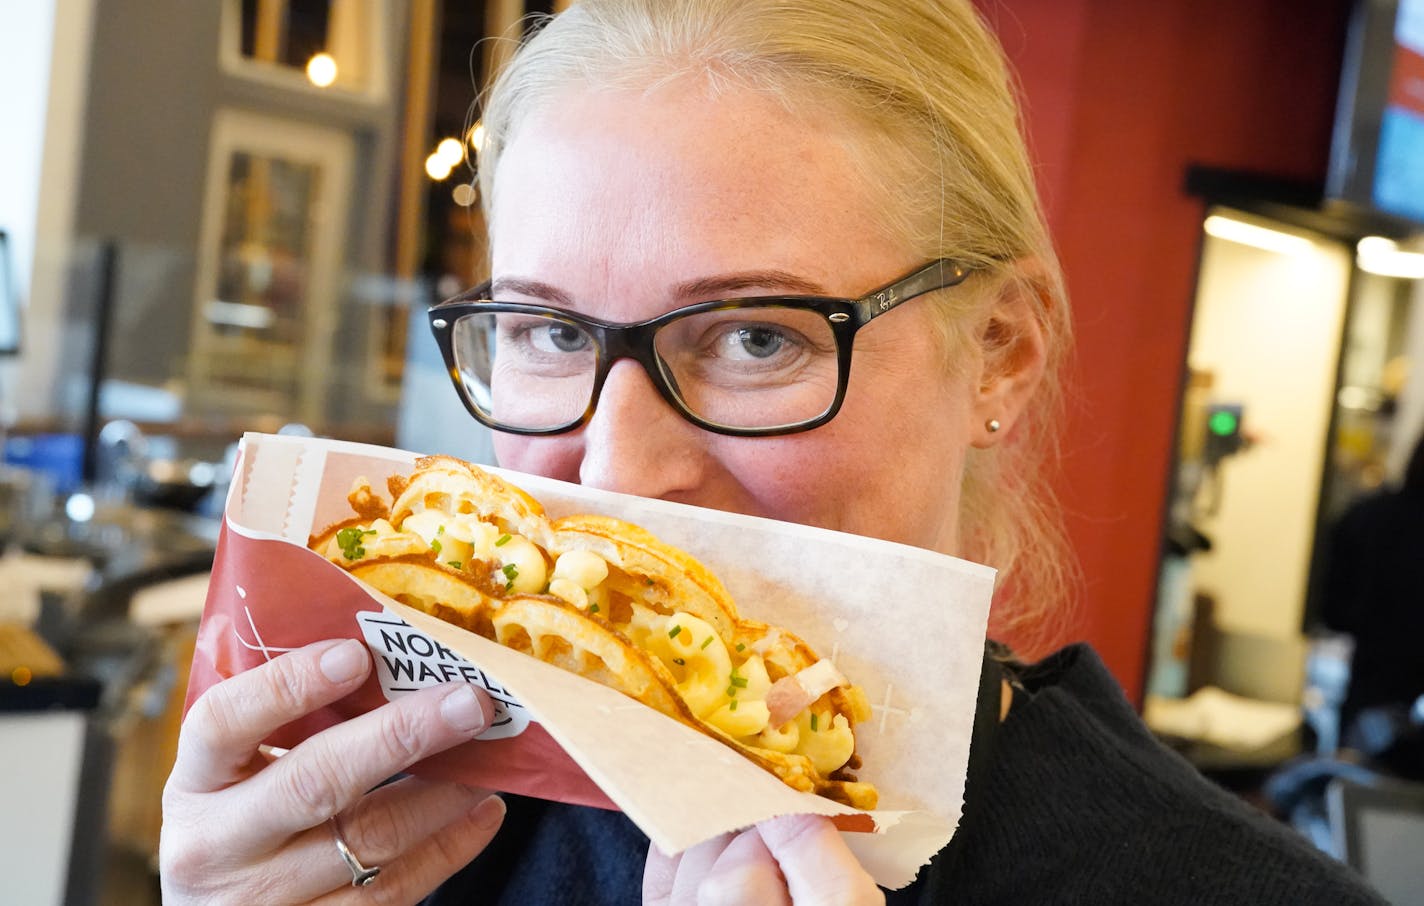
[765,659,848,727]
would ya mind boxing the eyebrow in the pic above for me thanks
[490,269,830,307]
[674,270,829,299]
[489,277,575,306]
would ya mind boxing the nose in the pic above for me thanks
[578,359,709,499]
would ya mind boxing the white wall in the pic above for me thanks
[0,0,95,419]
[0,2,57,305]
[1387,277,1424,478]
[1187,214,1352,639]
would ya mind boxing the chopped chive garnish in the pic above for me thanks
[644,577,655,586]
[735,643,746,652]
[495,533,511,547]
[668,625,682,639]
[502,563,519,580]
[588,603,600,614]
[729,699,739,711]
[437,525,445,535]
[810,713,819,732]
[430,538,443,555]
[726,685,738,697]
[336,527,377,560]
[730,675,748,688]
[447,561,462,569]
[700,636,714,650]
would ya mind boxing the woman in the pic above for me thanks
[160,1,1384,903]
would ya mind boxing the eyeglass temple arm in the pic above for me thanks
[854,259,969,324]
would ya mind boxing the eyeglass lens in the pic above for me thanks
[450,306,841,431]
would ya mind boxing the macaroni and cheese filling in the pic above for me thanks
[322,512,854,773]
[311,457,876,809]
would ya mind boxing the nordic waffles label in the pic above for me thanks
[357,610,530,739]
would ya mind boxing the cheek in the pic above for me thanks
[717,429,892,531]
[791,359,971,546]
[492,433,581,482]
[716,440,828,509]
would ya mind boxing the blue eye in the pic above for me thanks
[545,323,589,353]
[734,326,785,359]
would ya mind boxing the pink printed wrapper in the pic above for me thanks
[186,433,995,889]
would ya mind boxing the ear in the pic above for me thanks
[969,272,1049,448]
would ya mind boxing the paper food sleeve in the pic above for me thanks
[186,433,995,889]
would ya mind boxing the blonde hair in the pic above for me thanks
[477,0,1076,652]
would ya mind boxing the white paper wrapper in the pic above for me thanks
[201,432,995,889]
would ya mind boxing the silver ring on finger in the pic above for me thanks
[329,816,381,887]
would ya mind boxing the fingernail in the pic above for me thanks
[472,794,505,831]
[440,684,488,734]
[319,640,368,684]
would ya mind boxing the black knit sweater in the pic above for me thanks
[425,644,1386,905]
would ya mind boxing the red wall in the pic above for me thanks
[975,0,1351,699]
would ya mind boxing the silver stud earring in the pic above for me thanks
[986,418,1001,434]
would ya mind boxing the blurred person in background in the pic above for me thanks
[1324,431,1424,780]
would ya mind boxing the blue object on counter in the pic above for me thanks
[3,434,85,495]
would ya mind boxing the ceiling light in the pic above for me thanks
[306,52,337,88]
[1356,236,1424,279]
[452,183,478,207]
[1203,215,1316,256]
[436,138,464,167]
[206,299,275,329]
[425,152,453,181]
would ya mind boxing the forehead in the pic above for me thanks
[487,80,907,309]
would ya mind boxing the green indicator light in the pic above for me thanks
[1208,410,1239,436]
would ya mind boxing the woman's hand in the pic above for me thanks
[160,638,506,905]
[643,814,885,906]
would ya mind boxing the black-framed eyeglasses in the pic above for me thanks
[427,258,969,437]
